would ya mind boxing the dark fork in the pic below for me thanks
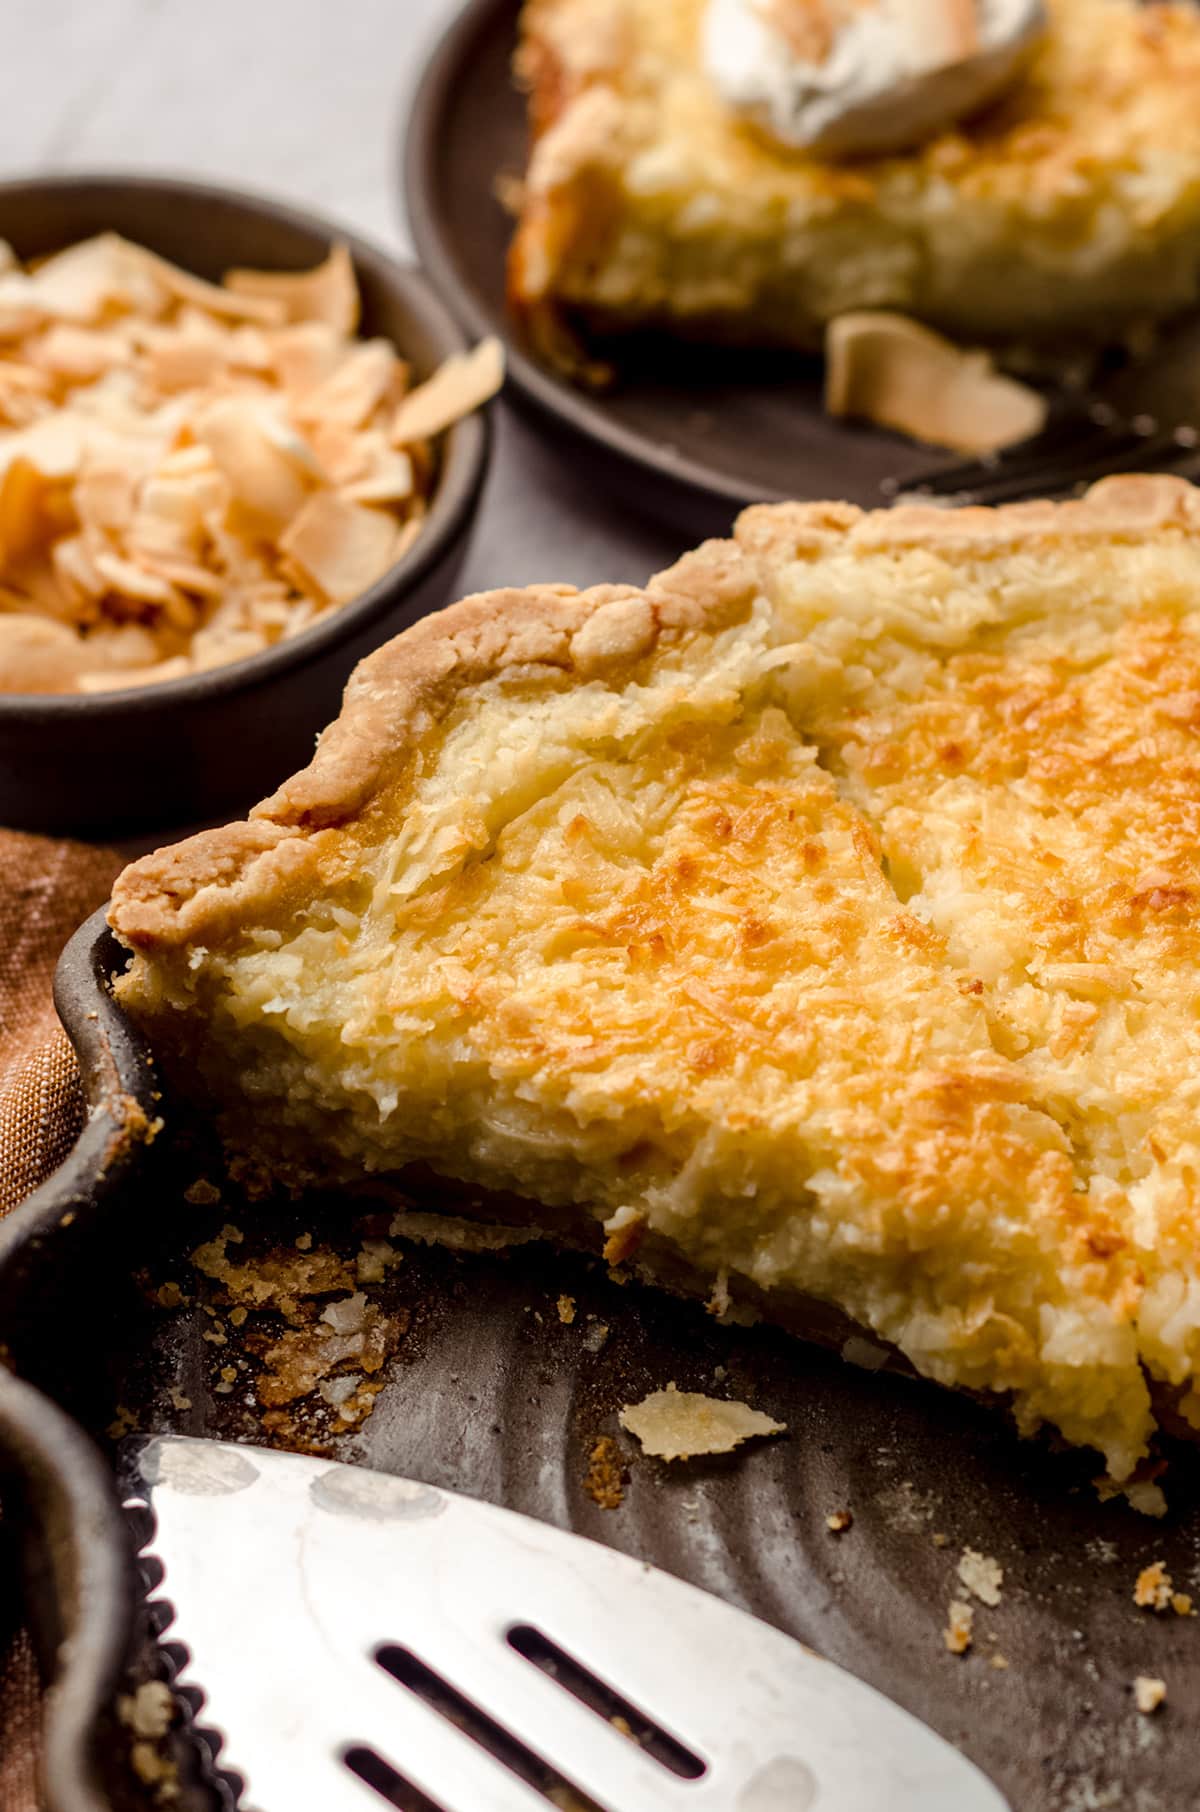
[882,401,1200,506]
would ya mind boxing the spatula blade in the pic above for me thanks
[123,1436,1009,1812]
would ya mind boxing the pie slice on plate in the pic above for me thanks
[111,474,1200,1488]
[508,0,1200,364]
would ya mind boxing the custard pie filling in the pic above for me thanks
[112,476,1200,1485]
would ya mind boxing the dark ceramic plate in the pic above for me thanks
[403,0,1200,539]
[3,909,1200,1811]
[0,175,491,838]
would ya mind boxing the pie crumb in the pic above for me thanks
[601,1204,646,1265]
[129,1743,179,1802]
[1134,1561,1174,1611]
[944,1600,974,1655]
[1134,1676,1167,1715]
[618,1384,785,1460]
[557,1294,577,1324]
[117,1681,174,1740]
[990,1654,1010,1670]
[826,1510,853,1534]
[1170,1591,1194,1617]
[957,1548,1004,1607]
[583,1435,627,1509]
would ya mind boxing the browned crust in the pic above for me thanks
[506,1,632,372]
[109,475,1200,954]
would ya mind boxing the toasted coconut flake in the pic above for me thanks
[140,320,231,393]
[0,457,51,564]
[618,1383,786,1460]
[133,553,225,599]
[295,339,399,430]
[192,398,312,535]
[26,233,167,322]
[0,278,45,341]
[391,337,505,445]
[0,612,88,692]
[78,656,191,692]
[7,413,89,481]
[278,492,398,604]
[133,244,286,326]
[33,323,131,381]
[92,548,191,613]
[0,356,53,399]
[342,448,414,506]
[52,534,106,599]
[267,322,348,397]
[225,244,360,334]
[392,507,426,563]
[825,311,1047,455]
[74,463,137,534]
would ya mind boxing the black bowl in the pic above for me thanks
[0,174,492,837]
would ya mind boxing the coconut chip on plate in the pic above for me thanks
[0,233,503,695]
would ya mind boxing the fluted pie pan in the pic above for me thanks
[0,876,1199,1811]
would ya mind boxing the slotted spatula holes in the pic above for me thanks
[506,1624,707,1781]
[372,1644,608,1812]
[343,1745,448,1812]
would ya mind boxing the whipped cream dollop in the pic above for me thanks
[703,0,1047,158]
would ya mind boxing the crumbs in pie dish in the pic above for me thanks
[0,233,501,694]
[617,1384,786,1459]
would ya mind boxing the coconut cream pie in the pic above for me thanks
[111,474,1200,1487]
[508,0,1200,366]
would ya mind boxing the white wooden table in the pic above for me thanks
[1,0,682,605]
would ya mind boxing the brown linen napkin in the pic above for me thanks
[0,828,124,1812]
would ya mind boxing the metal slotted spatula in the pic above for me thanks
[122,1436,1009,1812]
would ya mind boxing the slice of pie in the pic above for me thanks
[508,0,1200,366]
[111,474,1200,1487]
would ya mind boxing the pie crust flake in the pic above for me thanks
[111,474,1200,1484]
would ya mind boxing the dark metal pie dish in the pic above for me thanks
[1,908,1200,1809]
